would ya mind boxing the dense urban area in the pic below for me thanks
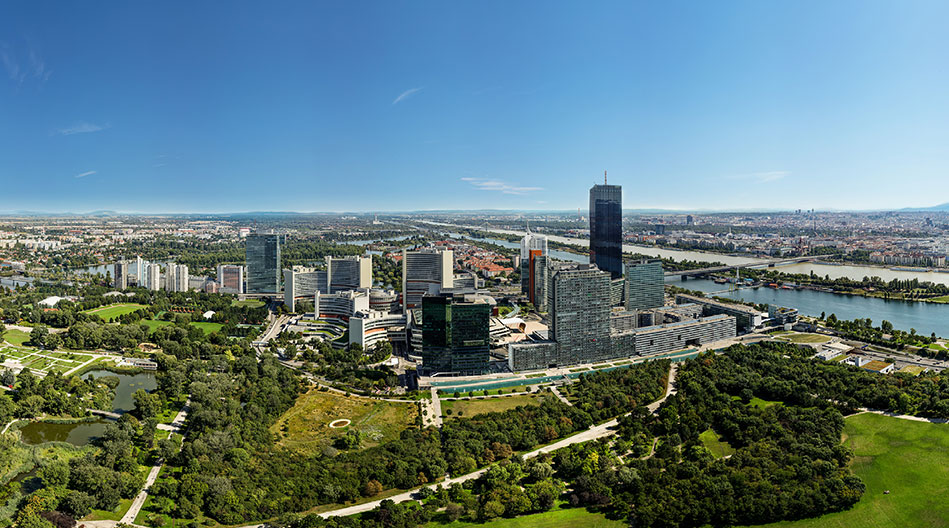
[1,182,948,528]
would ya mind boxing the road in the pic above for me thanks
[310,364,678,520]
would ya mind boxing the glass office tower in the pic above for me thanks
[626,260,665,310]
[246,232,281,293]
[421,294,490,375]
[589,183,623,279]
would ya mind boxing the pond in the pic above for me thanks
[17,370,157,446]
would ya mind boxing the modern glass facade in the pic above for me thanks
[626,260,665,310]
[589,183,623,279]
[421,294,490,375]
[246,233,281,293]
[549,264,613,364]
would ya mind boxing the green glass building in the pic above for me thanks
[421,294,490,375]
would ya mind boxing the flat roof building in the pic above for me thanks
[589,178,623,279]
[246,232,282,294]
[402,248,453,311]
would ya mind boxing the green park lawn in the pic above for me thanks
[749,412,949,528]
[138,319,223,335]
[699,428,736,458]
[428,505,624,528]
[441,393,548,419]
[2,328,31,345]
[231,299,265,308]
[776,332,831,344]
[271,389,418,454]
[82,303,148,321]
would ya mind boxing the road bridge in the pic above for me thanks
[664,256,816,278]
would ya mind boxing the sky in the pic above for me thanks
[1,1,948,214]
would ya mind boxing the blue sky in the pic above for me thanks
[2,1,948,213]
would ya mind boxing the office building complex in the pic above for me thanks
[589,178,623,279]
[113,261,128,289]
[507,263,738,371]
[217,264,245,294]
[528,254,550,311]
[548,264,613,362]
[520,228,549,307]
[326,255,372,293]
[146,263,161,291]
[246,232,281,294]
[420,293,490,375]
[284,266,328,311]
[402,248,453,311]
[675,294,763,332]
[626,260,665,311]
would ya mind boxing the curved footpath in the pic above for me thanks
[308,364,679,521]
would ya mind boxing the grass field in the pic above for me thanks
[2,329,30,345]
[83,303,148,321]
[271,389,418,453]
[441,394,548,419]
[699,429,736,458]
[231,299,265,308]
[428,505,624,528]
[776,332,832,344]
[138,319,224,335]
[748,413,949,528]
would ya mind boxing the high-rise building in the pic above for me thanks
[589,177,623,279]
[175,264,189,292]
[520,228,548,301]
[113,261,128,289]
[217,264,245,294]
[246,232,281,294]
[284,266,328,311]
[164,264,177,292]
[548,263,613,363]
[528,254,550,311]
[135,256,143,286]
[326,255,372,293]
[146,263,161,291]
[402,248,453,311]
[626,260,665,311]
[420,293,490,375]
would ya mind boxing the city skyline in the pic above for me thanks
[3,1,949,214]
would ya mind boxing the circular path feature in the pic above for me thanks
[328,419,351,428]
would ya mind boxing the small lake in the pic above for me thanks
[18,370,157,446]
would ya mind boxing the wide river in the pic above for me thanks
[429,222,949,287]
[679,278,949,338]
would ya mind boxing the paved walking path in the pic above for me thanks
[429,387,443,427]
[550,386,572,406]
[298,364,679,521]
[855,408,948,424]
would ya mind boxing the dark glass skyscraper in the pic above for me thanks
[246,232,281,293]
[420,294,490,375]
[589,181,623,279]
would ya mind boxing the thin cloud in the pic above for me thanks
[74,170,96,178]
[461,177,543,195]
[1,45,51,85]
[57,122,110,136]
[392,87,422,105]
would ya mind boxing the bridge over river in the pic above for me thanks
[664,256,816,278]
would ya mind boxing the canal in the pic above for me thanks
[678,278,949,338]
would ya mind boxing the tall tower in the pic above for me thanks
[246,231,282,294]
[589,174,623,279]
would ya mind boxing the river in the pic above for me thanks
[678,277,949,338]
[428,222,949,286]
[17,370,157,446]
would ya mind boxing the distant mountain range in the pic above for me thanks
[899,203,949,212]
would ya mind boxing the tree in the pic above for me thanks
[132,389,158,420]
[30,325,50,348]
